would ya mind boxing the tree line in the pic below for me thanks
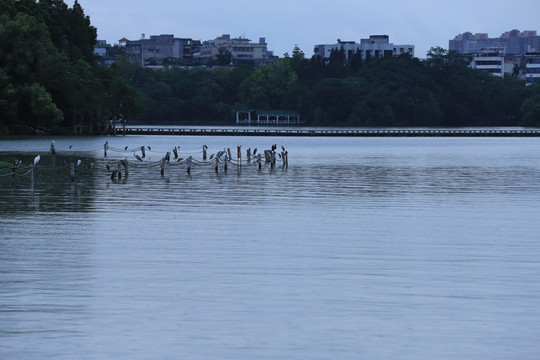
[2,0,540,134]
[117,46,540,127]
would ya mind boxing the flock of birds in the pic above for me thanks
[20,141,288,180]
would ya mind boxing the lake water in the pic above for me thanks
[1,135,540,359]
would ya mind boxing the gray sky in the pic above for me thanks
[70,0,540,59]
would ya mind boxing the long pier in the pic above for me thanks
[122,127,540,137]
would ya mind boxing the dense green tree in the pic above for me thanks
[238,59,297,109]
[0,0,141,134]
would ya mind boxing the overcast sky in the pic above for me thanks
[69,0,540,59]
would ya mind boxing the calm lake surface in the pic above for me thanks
[1,135,540,359]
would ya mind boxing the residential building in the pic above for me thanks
[199,34,274,66]
[522,52,540,85]
[123,34,201,67]
[450,30,540,55]
[470,49,505,77]
[313,35,414,61]
[93,39,109,57]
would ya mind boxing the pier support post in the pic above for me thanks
[187,156,192,174]
[104,142,108,157]
[140,146,146,158]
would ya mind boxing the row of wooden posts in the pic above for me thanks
[104,142,288,181]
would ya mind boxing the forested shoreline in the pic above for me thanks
[2,0,540,135]
[119,46,540,128]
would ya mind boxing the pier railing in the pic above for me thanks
[121,128,540,137]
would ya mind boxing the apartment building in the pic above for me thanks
[313,35,414,61]
[470,49,505,77]
[123,34,200,67]
[199,34,274,66]
[522,53,540,85]
[450,30,540,55]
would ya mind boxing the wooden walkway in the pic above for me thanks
[121,128,540,137]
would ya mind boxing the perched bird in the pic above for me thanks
[106,164,111,171]
[34,155,40,166]
[271,144,277,151]
[165,152,171,162]
[209,154,215,160]
[124,146,129,150]
[147,146,151,150]
[134,154,143,162]
[77,159,82,166]
[281,145,285,151]
[69,145,73,149]
[253,148,257,156]
[203,145,208,150]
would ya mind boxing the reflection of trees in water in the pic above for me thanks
[0,154,99,214]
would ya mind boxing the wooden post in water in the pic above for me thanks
[173,147,178,159]
[70,163,75,182]
[140,146,146,158]
[237,145,241,166]
[247,148,251,164]
[187,156,192,174]
[104,142,108,157]
[121,160,128,178]
[30,164,34,188]
[258,154,262,170]
[160,157,165,176]
[203,145,207,161]
[11,161,17,186]
[215,156,219,173]
[224,155,228,173]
